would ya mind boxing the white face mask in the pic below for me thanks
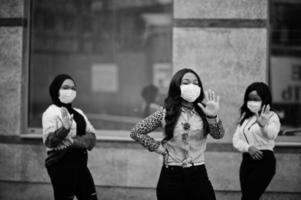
[247,101,262,113]
[59,89,77,104]
[180,84,201,103]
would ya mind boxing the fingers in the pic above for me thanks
[265,104,270,113]
[61,107,73,123]
[204,90,209,102]
[260,105,265,115]
[249,146,263,160]
[205,89,219,102]
[61,107,68,118]
[208,89,214,101]
[260,104,271,116]
[252,150,263,160]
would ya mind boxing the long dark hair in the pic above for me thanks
[163,68,209,141]
[239,82,272,125]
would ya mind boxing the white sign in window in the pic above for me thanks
[271,57,301,104]
[91,64,119,92]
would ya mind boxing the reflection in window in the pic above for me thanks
[270,0,301,142]
[29,0,173,131]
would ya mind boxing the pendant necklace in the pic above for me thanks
[181,107,193,144]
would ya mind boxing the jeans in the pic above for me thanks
[157,164,216,200]
[46,149,98,200]
[240,150,276,200]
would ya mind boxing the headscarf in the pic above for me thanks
[49,74,86,136]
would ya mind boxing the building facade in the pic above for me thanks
[0,0,300,199]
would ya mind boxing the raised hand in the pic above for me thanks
[256,104,271,127]
[197,89,220,117]
[60,107,73,130]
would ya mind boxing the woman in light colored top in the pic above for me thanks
[42,74,97,200]
[130,68,225,200]
[232,82,281,200]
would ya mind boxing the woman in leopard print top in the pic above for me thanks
[130,68,225,200]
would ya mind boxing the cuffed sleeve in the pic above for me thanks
[207,116,225,139]
[44,126,71,148]
[72,132,96,150]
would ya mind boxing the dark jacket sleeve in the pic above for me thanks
[71,132,96,151]
[44,126,70,148]
[207,117,225,139]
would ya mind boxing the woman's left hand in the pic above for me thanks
[256,104,271,127]
[197,89,220,117]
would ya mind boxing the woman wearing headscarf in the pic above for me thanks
[42,74,98,200]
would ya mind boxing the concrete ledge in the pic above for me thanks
[0,136,300,193]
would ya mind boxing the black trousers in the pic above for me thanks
[240,150,276,200]
[46,150,97,200]
[157,165,216,200]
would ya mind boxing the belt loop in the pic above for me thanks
[163,149,169,168]
[163,155,168,168]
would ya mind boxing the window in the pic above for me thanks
[270,0,301,143]
[28,0,173,132]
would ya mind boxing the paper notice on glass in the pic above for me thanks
[271,57,301,104]
[91,64,119,92]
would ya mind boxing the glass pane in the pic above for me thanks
[29,0,173,130]
[270,0,301,143]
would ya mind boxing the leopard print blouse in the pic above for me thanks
[130,108,225,152]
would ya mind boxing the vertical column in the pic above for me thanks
[0,0,25,135]
[173,0,269,141]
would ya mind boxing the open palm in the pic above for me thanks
[197,89,220,117]
[60,107,73,129]
[256,104,271,127]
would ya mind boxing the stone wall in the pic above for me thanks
[0,0,301,200]
[0,0,25,136]
[173,0,268,142]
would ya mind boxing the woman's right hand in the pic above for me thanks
[248,146,263,160]
[156,144,167,155]
[60,107,73,130]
